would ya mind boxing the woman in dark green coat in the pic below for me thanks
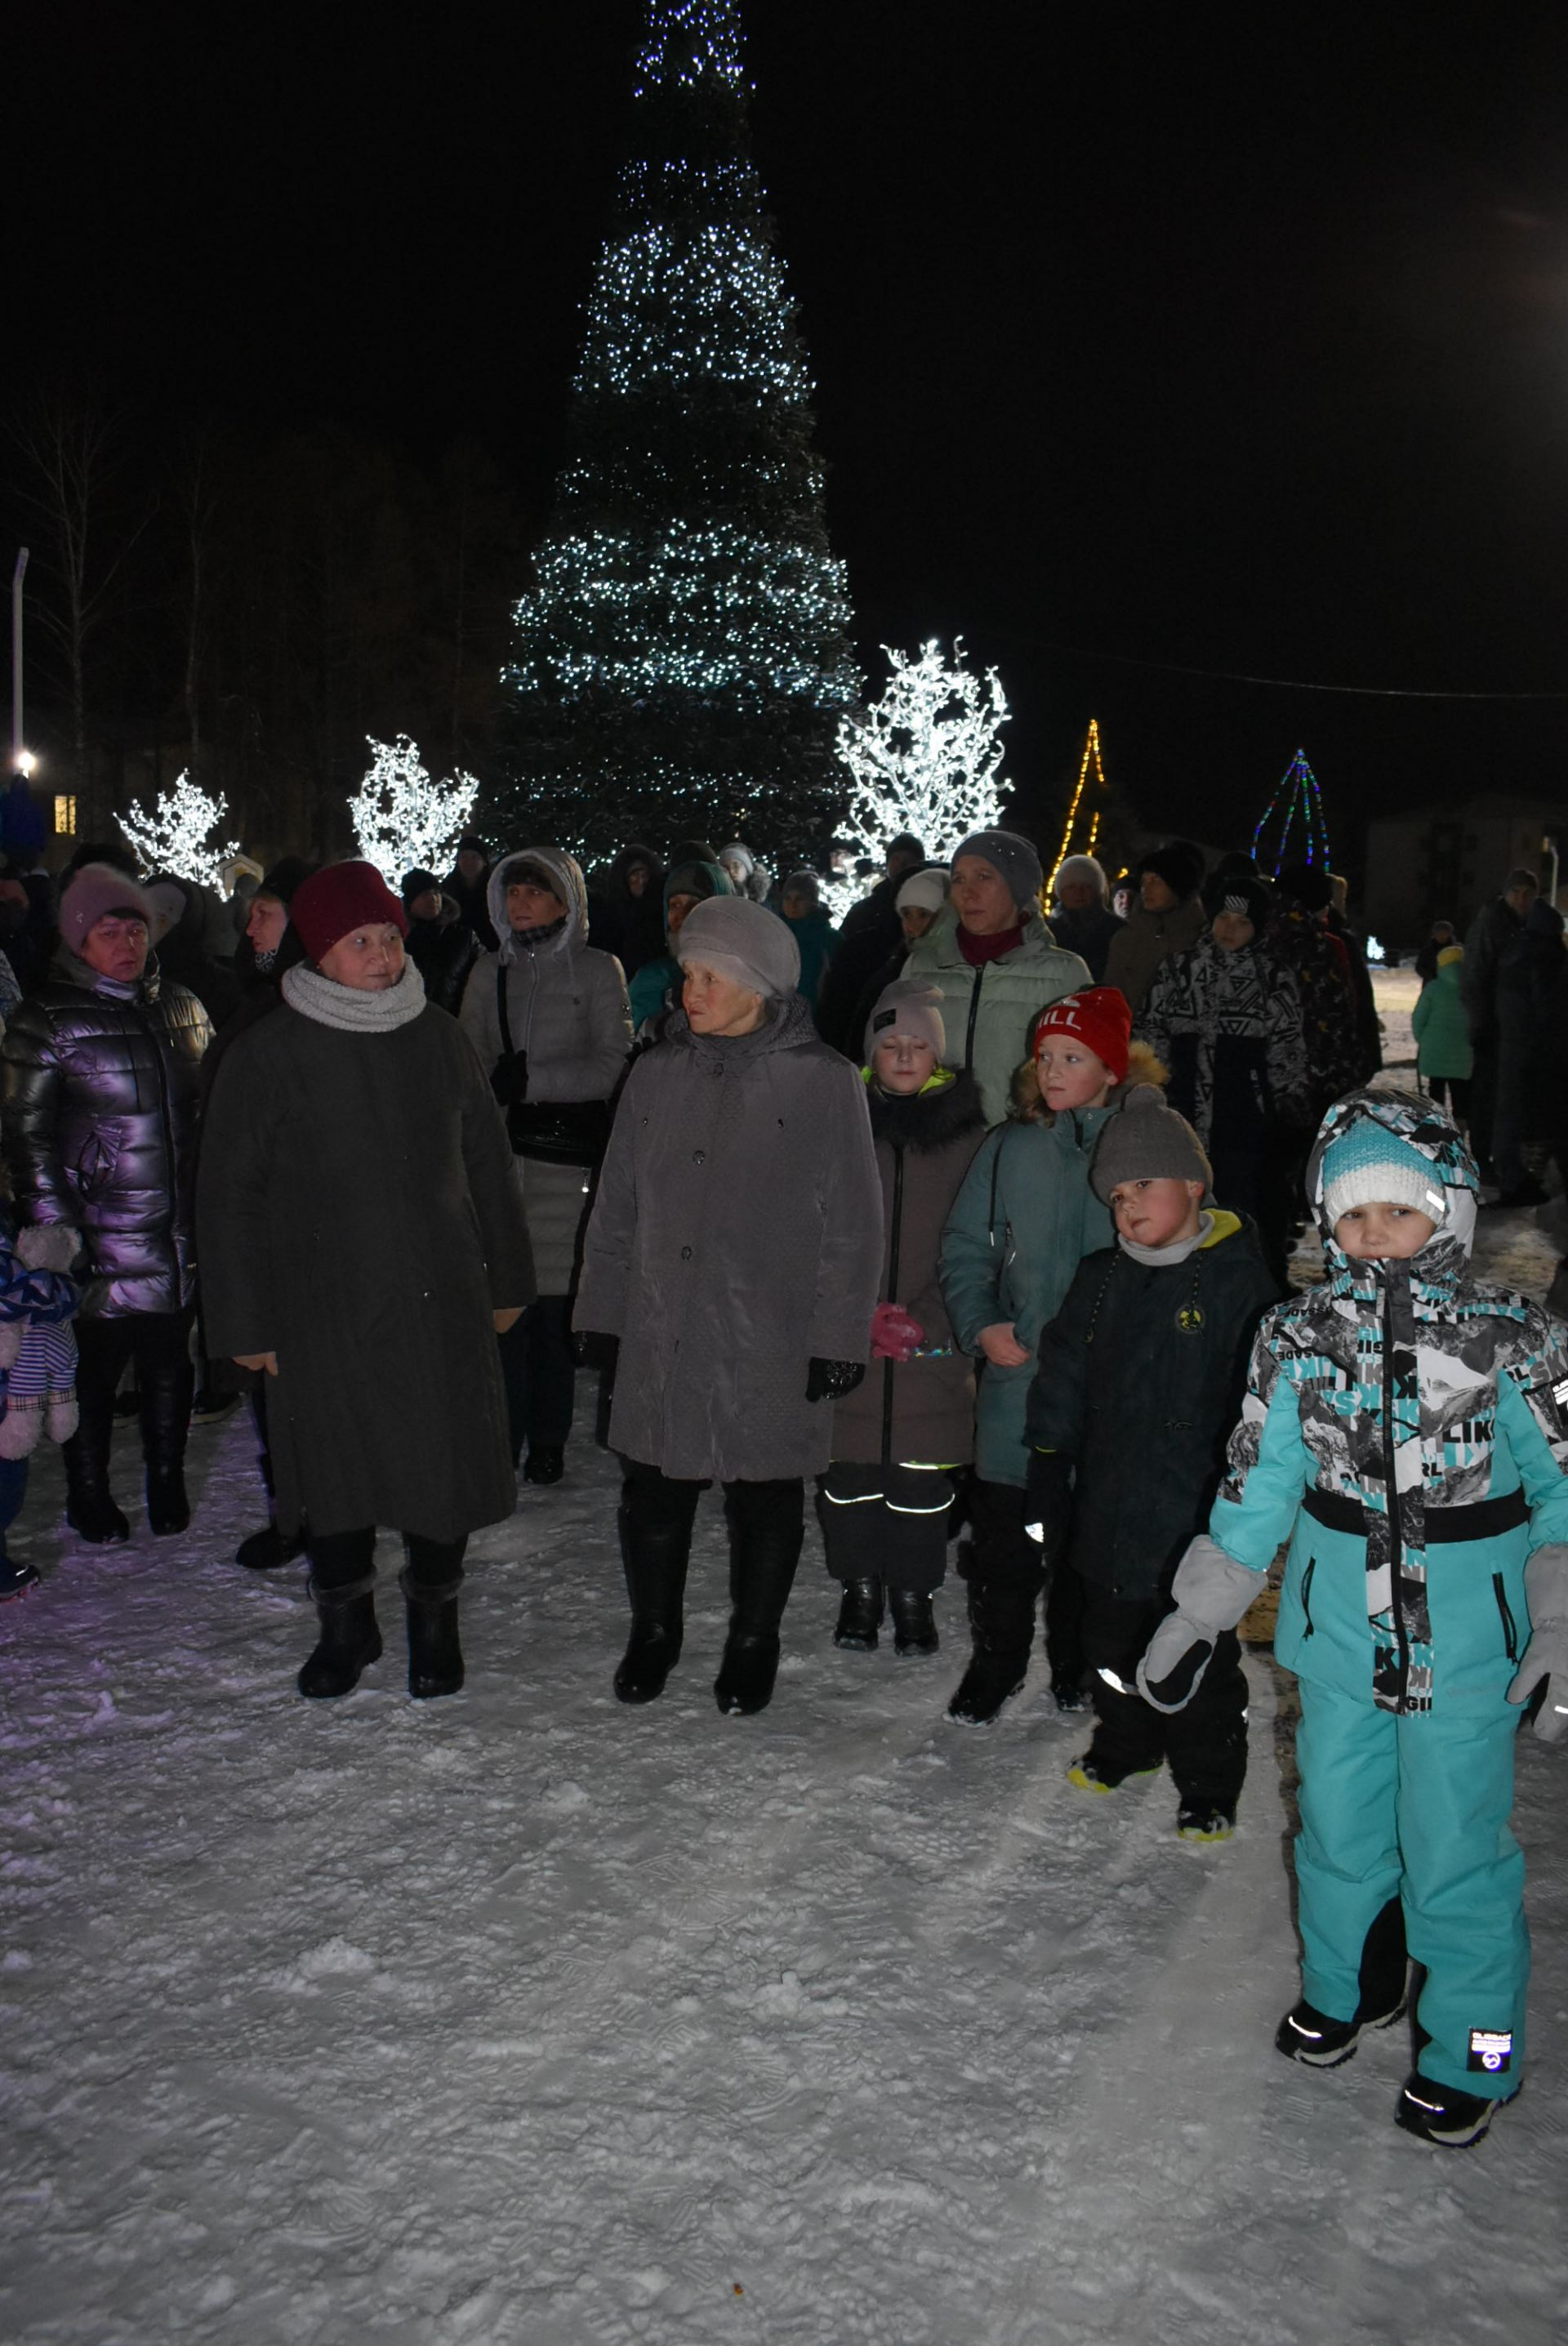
[198,863,535,1702]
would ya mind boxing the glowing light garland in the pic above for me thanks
[1254,746,1332,876]
[825,640,1009,918]
[349,736,479,889]
[118,773,239,888]
[1047,719,1109,898]
[503,0,860,863]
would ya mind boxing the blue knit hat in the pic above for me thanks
[1321,1120,1449,1229]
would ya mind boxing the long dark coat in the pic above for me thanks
[830,1070,987,1468]
[197,997,536,1542]
[574,993,883,1481]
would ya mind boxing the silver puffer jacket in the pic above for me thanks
[2,951,212,1315]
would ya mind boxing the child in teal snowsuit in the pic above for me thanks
[1138,1089,1568,2149]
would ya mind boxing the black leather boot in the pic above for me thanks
[146,1468,190,1536]
[715,1486,804,1716]
[400,1566,465,1699]
[833,1576,884,1650]
[613,1497,690,1704]
[889,1586,939,1656]
[141,1340,194,1536]
[237,1519,307,1569]
[947,1573,1036,1724]
[64,1375,129,1544]
[298,1577,383,1698]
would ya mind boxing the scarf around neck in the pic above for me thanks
[957,921,1024,967]
[283,961,427,1033]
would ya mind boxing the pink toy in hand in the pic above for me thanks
[871,1303,924,1363]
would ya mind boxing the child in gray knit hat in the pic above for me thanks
[1022,1082,1277,1838]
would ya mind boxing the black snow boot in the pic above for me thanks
[145,1467,190,1537]
[715,1487,804,1716]
[833,1577,884,1651]
[237,1519,307,1570]
[889,1586,939,1656]
[65,1380,129,1543]
[401,1566,465,1700]
[65,1485,131,1545]
[1276,1898,1410,2067]
[298,1577,383,1699]
[613,1501,690,1704]
[947,1574,1035,1724]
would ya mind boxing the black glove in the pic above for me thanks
[572,1330,620,1373]
[806,1357,865,1404]
[490,1048,528,1109]
[1022,1449,1074,1556]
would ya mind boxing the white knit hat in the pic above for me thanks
[895,868,950,917]
[1321,1122,1449,1231]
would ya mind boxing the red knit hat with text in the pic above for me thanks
[1031,987,1132,1085]
[290,861,409,965]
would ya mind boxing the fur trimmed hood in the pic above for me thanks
[865,1065,987,1153]
[488,845,590,964]
[1008,1037,1168,1125]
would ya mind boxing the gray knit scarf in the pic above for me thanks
[283,961,427,1032]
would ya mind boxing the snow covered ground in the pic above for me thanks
[3,970,1566,2346]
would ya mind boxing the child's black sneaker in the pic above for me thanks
[1176,1804,1234,1842]
[1067,1758,1160,1795]
[1276,1991,1405,2069]
[1051,1678,1090,1715]
[0,1557,41,1602]
[1395,2073,1519,2149]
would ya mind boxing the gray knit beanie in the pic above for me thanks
[951,829,1043,911]
[864,977,946,1066]
[1090,1083,1213,1202]
[676,895,800,1000]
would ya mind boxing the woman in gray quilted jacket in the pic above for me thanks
[459,846,631,1486]
[575,896,884,1718]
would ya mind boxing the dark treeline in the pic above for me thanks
[1,392,532,864]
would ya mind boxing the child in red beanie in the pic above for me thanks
[939,985,1165,1722]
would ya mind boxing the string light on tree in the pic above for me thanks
[825,639,1009,917]
[349,736,479,889]
[501,0,860,863]
[1254,746,1332,876]
[1047,719,1109,897]
[117,774,239,888]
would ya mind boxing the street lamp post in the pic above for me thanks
[11,546,28,775]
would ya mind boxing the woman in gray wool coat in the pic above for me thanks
[459,845,631,1486]
[198,863,536,1703]
[575,895,884,1717]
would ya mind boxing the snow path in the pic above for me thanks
[2,970,1566,2345]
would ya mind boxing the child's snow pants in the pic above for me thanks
[1277,1492,1531,2100]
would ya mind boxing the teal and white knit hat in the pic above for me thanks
[1321,1119,1450,1229]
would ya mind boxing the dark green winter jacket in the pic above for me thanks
[1025,1212,1279,1600]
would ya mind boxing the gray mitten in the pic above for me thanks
[1138,1535,1267,1714]
[1508,1544,1568,1746]
[16,1223,80,1273]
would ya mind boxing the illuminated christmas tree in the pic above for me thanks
[118,774,239,888]
[1047,719,1109,897]
[500,0,860,861]
[349,735,479,888]
[1254,746,1331,876]
[824,640,1009,917]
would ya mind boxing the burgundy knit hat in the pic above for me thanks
[1032,986,1133,1085]
[290,862,408,964]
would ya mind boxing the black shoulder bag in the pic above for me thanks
[493,963,612,1167]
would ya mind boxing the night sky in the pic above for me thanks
[16,0,1568,859]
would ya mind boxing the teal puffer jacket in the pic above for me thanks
[1210,1087,1568,1713]
[940,1103,1116,1485]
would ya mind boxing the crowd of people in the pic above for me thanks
[0,811,1565,2154]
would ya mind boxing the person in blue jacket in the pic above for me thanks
[939,985,1165,1723]
[1138,1088,1568,2149]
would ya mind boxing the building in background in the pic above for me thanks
[1364,794,1567,947]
